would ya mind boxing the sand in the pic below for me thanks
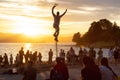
[0,64,120,80]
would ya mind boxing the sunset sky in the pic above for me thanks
[0,0,120,42]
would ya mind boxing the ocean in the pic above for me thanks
[0,43,109,62]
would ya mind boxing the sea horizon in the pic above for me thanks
[0,43,109,62]
[0,42,77,62]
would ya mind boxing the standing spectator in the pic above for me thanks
[33,51,37,63]
[97,48,103,65]
[83,48,88,56]
[59,49,63,58]
[61,50,65,62]
[89,47,96,60]
[100,57,118,80]
[81,56,101,80]
[59,49,65,62]
[19,47,24,65]
[113,47,119,66]
[78,47,84,64]
[48,49,53,63]
[108,47,114,63]
[38,52,42,63]
[69,47,75,64]
[0,55,3,66]
[15,54,20,67]
[10,54,13,65]
[29,51,33,62]
[66,51,70,63]
[3,53,9,66]
[25,50,30,63]
[23,61,37,80]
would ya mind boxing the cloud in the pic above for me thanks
[1,0,120,35]
[1,0,120,21]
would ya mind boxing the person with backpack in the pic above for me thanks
[100,57,118,80]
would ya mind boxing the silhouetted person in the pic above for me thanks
[108,47,114,63]
[0,55,3,66]
[38,52,42,63]
[3,53,9,66]
[100,57,118,80]
[33,51,37,63]
[52,4,67,41]
[97,48,103,65]
[19,47,24,65]
[25,50,30,63]
[61,50,65,62]
[59,49,63,58]
[23,61,37,80]
[89,47,96,60]
[81,56,101,80]
[78,47,84,64]
[66,51,70,63]
[50,57,69,80]
[15,54,20,67]
[48,49,53,63]
[10,54,13,65]
[113,47,119,66]
[69,47,75,64]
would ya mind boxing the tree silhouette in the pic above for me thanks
[72,32,81,44]
[72,19,120,46]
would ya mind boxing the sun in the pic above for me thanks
[12,17,51,37]
[21,27,40,37]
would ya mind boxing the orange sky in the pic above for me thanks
[0,0,120,42]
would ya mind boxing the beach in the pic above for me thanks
[0,43,120,80]
[0,63,120,80]
[0,0,120,80]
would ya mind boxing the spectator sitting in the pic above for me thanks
[100,57,118,80]
[81,56,101,80]
[50,57,69,80]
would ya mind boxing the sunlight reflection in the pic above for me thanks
[24,43,32,52]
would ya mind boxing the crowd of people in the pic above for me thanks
[47,46,119,80]
[0,46,120,67]
[0,47,43,67]
[57,46,120,66]
[0,46,120,80]
[47,56,118,80]
[0,53,13,66]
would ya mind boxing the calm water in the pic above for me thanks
[0,43,109,61]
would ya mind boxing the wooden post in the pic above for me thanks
[55,41,58,57]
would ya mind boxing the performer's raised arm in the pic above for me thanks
[60,9,67,17]
[52,5,56,16]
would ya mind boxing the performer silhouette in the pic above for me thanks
[52,4,67,41]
